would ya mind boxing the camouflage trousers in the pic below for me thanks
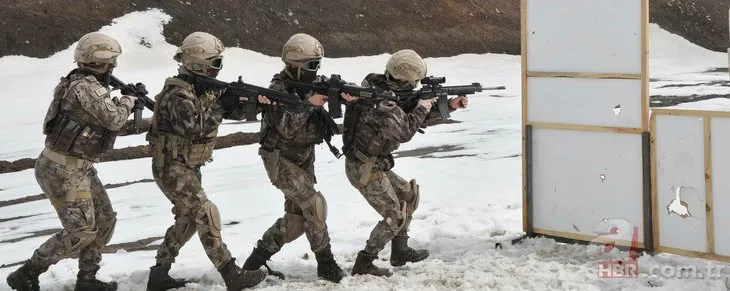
[152,158,232,270]
[27,152,117,279]
[255,149,331,254]
[344,157,419,255]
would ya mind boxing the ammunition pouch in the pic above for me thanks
[45,113,116,159]
[351,149,377,186]
[148,132,217,169]
[41,147,96,210]
[347,149,395,185]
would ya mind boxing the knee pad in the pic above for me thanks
[64,227,97,253]
[301,191,327,230]
[94,217,116,247]
[281,213,305,243]
[407,179,420,213]
[197,200,222,238]
[384,202,409,234]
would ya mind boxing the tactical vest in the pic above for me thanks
[147,77,218,168]
[43,72,117,160]
[259,73,342,158]
[342,100,395,158]
[258,73,293,152]
[259,107,341,158]
[343,74,397,159]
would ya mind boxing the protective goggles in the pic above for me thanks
[293,58,321,72]
[387,73,418,89]
[206,56,223,70]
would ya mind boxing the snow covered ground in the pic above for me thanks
[0,8,729,291]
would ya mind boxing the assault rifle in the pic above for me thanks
[395,76,505,119]
[195,75,344,158]
[284,75,397,118]
[109,75,156,132]
[194,75,310,121]
[286,75,505,119]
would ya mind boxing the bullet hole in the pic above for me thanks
[613,104,622,116]
[667,186,692,218]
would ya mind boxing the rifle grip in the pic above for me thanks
[245,103,258,121]
[327,88,342,118]
[133,107,143,131]
[438,95,450,119]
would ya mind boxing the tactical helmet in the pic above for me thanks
[174,31,225,76]
[74,32,121,73]
[281,33,324,71]
[385,49,427,87]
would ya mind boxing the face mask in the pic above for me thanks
[394,83,415,91]
[288,66,318,83]
[206,68,220,78]
[99,71,112,87]
[298,69,318,83]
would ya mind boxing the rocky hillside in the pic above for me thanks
[1,0,727,59]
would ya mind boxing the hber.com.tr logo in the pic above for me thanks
[591,218,640,278]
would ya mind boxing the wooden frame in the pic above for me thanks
[526,72,641,79]
[521,0,529,233]
[520,0,730,265]
[649,108,730,262]
[534,228,646,249]
[526,122,643,134]
[521,0,651,248]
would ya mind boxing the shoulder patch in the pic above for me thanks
[94,86,108,98]
[104,98,116,111]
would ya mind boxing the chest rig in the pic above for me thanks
[147,77,219,169]
[43,71,117,160]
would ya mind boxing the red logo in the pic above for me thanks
[594,219,640,278]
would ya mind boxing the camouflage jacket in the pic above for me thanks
[341,73,453,171]
[147,71,246,168]
[42,69,140,161]
[258,69,339,177]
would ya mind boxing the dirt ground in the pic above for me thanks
[1,0,727,59]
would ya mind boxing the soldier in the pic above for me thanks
[143,31,267,290]
[341,49,468,277]
[6,32,150,291]
[240,33,346,283]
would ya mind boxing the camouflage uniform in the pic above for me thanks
[144,31,267,291]
[145,72,267,290]
[6,32,149,291]
[9,71,143,289]
[345,72,457,277]
[242,69,344,282]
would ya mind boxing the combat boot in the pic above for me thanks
[314,245,346,283]
[242,246,285,280]
[350,250,392,277]
[6,261,41,291]
[390,235,429,267]
[74,266,117,291]
[219,258,267,290]
[146,264,190,291]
